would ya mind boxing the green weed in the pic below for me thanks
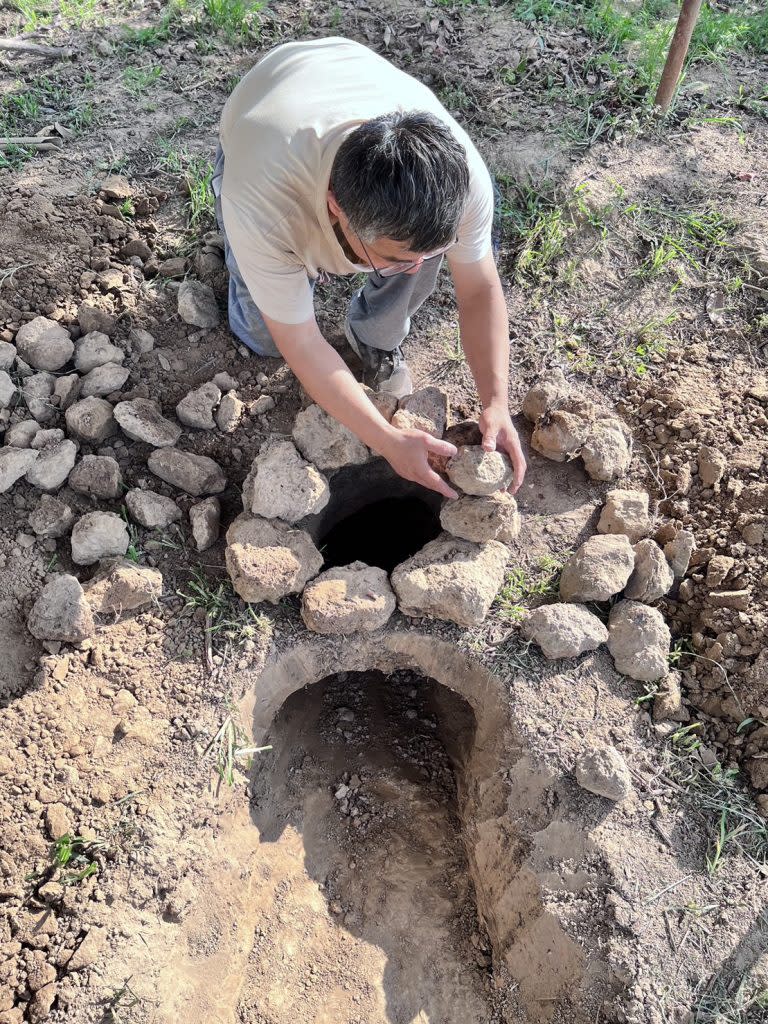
[496,553,569,622]
[50,834,105,885]
[122,65,164,96]
[105,979,142,1023]
[442,332,465,363]
[178,570,271,650]
[202,710,271,786]
[201,0,266,40]
[184,157,215,226]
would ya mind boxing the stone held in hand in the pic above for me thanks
[79,362,130,398]
[74,331,124,373]
[83,559,162,614]
[439,491,521,544]
[25,439,77,492]
[27,574,95,642]
[574,745,632,801]
[446,445,513,496]
[607,599,671,681]
[28,494,74,538]
[176,381,222,430]
[0,446,38,493]
[391,534,508,627]
[189,496,221,551]
[428,420,482,475]
[125,487,182,529]
[113,398,182,447]
[597,489,652,543]
[148,448,227,497]
[624,539,674,603]
[301,561,396,634]
[391,386,448,438]
[65,397,116,443]
[225,512,323,604]
[68,455,123,500]
[70,511,130,565]
[292,403,369,471]
[581,417,632,481]
[521,603,608,660]
[559,534,635,603]
[15,316,74,372]
[242,439,330,524]
[521,368,570,423]
[177,280,220,329]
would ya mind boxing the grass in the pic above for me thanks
[156,141,215,227]
[105,979,142,1023]
[693,972,768,1023]
[49,833,106,885]
[201,709,271,786]
[442,332,465,363]
[178,569,271,652]
[495,552,569,622]
[122,65,164,97]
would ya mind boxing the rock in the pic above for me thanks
[0,370,16,408]
[251,394,275,415]
[125,488,181,528]
[67,927,107,971]
[119,238,152,261]
[698,444,727,487]
[521,368,570,422]
[530,397,595,462]
[0,447,38,491]
[242,440,330,523]
[664,529,695,578]
[439,491,520,544]
[391,387,448,437]
[446,446,513,496]
[0,341,16,370]
[215,390,243,433]
[74,331,124,373]
[521,603,608,660]
[100,173,131,199]
[391,535,508,627]
[79,362,130,398]
[624,539,674,603]
[707,589,751,611]
[25,440,77,492]
[23,371,57,423]
[28,495,74,538]
[83,559,162,613]
[148,448,226,496]
[652,670,688,722]
[77,303,116,337]
[559,534,635,602]
[428,420,483,474]
[608,600,671,681]
[225,512,323,603]
[581,417,632,481]
[53,373,81,411]
[158,256,186,278]
[176,381,221,430]
[68,455,123,499]
[44,802,72,839]
[64,397,116,443]
[189,496,221,551]
[293,404,369,471]
[597,489,652,543]
[14,316,73,372]
[27,574,94,642]
[30,428,64,449]
[213,371,238,391]
[362,384,398,422]
[70,511,129,565]
[177,280,220,328]
[7,418,39,447]
[301,562,396,634]
[129,328,155,354]
[113,398,181,447]
[574,745,632,801]
[705,554,735,588]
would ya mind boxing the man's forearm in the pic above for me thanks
[457,278,510,410]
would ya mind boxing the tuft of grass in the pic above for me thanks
[184,157,215,226]
[442,332,465,364]
[694,973,768,1023]
[201,0,266,41]
[202,709,271,786]
[122,65,164,96]
[178,570,271,650]
[496,553,569,622]
[105,979,142,1023]
[50,834,106,885]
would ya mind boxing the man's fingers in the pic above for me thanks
[481,428,497,452]
[422,468,458,500]
[510,453,527,495]
[424,435,458,459]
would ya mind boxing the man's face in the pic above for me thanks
[328,191,438,276]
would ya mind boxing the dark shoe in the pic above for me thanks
[344,320,413,398]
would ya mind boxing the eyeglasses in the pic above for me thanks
[355,233,457,278]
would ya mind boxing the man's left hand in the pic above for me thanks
[479,404,527,494]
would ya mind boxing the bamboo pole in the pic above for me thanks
[654,0,704,112]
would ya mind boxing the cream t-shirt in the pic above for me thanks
[218,37,494,325]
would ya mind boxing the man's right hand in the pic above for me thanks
[377,428,458,500]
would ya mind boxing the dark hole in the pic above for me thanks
[319,494,442,572]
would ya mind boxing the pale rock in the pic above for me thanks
[251,394,275,415]
[698,444,727,487]
[7,418,39,447]
[65,397,116,443]
[652,670,688,722]
[581,417,632,481]
[0,341,16,371]
[391,386,448,438]
[189,496,221,551]
[707,589,751,611]
[177,280,220,328]
[15,316,73,371]
[67,927,107,971]
[531,397,595,462]
[624,539,674,603]
[521,368,570,422]
[597,489,652,543]
[79,362,130,398]
[242,440,329,523]
[30,428,64,449]
[71,511,129,565]
[521,603,608,659]
[83,559,162,613]
[148,448,226,496]
[361,384,398,422]
[27,574,94,642]
[225,512,323,603]
[53,373,81,411]
[391,534,508,627]
[0,370,16,408]
[213,371,238,391]
[559,535,634,602]
[74,331,124,373]
[705,554,735,588]
[574,745,632,801]
[28,495,74,538]
[176,381,221,430]
[100,173,131,200]
[440,491,520,544]
[68,455,123,499]
[446,446,513,495]
[428,421,482,474]
[664,529,695,578]
[608,600,671,681]
[301,561,396,634]
[215,390,243,433]
[113,398,181,447]
[293,403,369,470]
[125,488,181,528]
[25,439,77,492]
[77,303,116,336]
[129,328,155,353]
[44,802,73,838]
[23,371,57,423]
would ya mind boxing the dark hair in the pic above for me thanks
[329,111,470,253]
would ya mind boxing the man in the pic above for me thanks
[215,36,526,499]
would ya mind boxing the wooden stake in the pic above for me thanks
[0,37,73,57]
[654,0,704,112]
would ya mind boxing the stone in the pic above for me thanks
[707,589,751,611]
[119,238,152,261]
[428,421,483,474]
[0,447,38,492]
[158,256,186,278]
[53,373,81,411]
[77,303,116,337]
[664,529,695,578]
[7,418,39,447]
[83,559,162,614]
[177,280,220,328]
[446,446,513,496]
[44,802,72,838]
[113,398,182,447]
[521,603,608,660]
[125,488,181,528]
[129,328,155,354]
[25,440,77,492]
[391,535,508,628]
[225,512,323,603]
[31,428,64,449]
[74,331,124,373]
[27,574,94,642]
[581,417,632,481]
[215,390,243,433]
[652,670,688,722]
[574,745,632,801]
[100,173,131,200]
[79,362,130,398]
[301,562,396,634]
[148,448,226,496]
[189,496,221,551]
[213,371,238,391]
[242,440,330,523]
[559,534,635,603]
[23,371,57,423]
[608,600,671,681]
[15,316,73,372]
[176,381,221,430]
[624,539,674,603]
[68,455,123,499]
[521,368,570,422]
[391,387,448,438]
[70,511,129,565]
[698,444,727,487]
[65,397,116,443]
[28,495,74,538]
[0,341,16,371]
[597,489,652,543]
[251,395,275,415]
[293,403,369,471]
[439,491,521,544]
[361,384,398,422]
[705,554,735,588]
[530,398,595,462]
[0,370,16,408]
